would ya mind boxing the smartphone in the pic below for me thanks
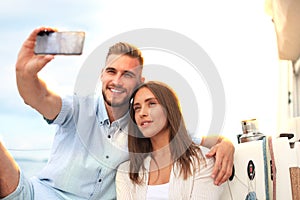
[34,31,85,55]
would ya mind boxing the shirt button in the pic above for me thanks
[98,179,102,182]
[106,155,109,159]
[108,135,111,139]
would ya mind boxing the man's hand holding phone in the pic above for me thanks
[16,27,83,121]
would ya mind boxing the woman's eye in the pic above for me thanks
[149,102,157,107]
[133,106,141,111]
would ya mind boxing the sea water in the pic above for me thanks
[0,113,55,178]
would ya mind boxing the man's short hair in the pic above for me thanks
[106,42,144,66]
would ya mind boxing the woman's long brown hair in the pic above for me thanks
[128,81,204,184]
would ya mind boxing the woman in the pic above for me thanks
[116,81,224,199]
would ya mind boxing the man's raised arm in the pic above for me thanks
[15,27,61,120]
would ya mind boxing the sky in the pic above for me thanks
[0,0,280,158]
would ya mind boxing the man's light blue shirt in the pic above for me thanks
[38,94,129,199]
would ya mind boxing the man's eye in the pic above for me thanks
[123,73,134,78]
[107,70,115,74]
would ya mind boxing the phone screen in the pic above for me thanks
[34,31,85,55]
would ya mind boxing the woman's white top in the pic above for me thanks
[146,182,169,200]
[116,146,224,200]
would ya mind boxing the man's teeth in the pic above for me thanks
[111,89,122,93]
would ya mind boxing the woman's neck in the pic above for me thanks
[150,143,172,174]
[150,128,170,151]
[148,129,173,185]
[149,152,172,185]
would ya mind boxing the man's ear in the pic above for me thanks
[141,76,145,83]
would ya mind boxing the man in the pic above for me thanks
[0,27,234,199]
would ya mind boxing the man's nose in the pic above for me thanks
[112,73,123,85]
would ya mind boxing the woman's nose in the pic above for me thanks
[139,106,148,117]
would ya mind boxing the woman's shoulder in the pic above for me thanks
[117,160,131,171]
[194,146,215,169]
[199,146,210,155]
[116,160,131,183]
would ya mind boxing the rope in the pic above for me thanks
[268,136,276,200]
[262,137,270,200]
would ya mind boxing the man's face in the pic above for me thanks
[101,54,144,108]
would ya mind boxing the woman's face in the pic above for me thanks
[133,87,167,138]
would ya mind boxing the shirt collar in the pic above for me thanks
[96,94,129,130]
[95,94,109,125]
[114,111,129,131]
